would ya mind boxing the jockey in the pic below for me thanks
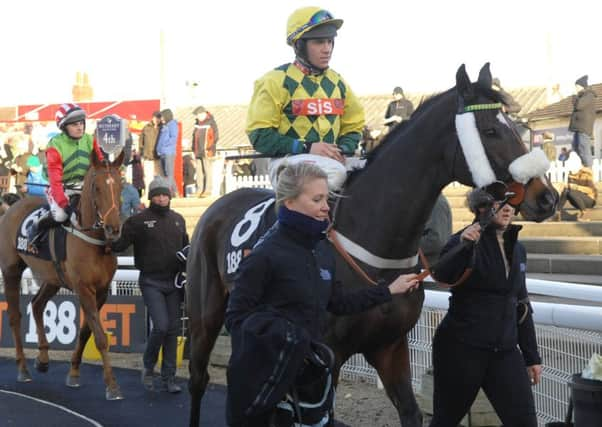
[246,6,365,191]
[28,103,100,247]
[45,103,99,223]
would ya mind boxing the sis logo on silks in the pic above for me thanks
[320,268,332,281]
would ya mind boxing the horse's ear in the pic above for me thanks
[456,64,474,111]
[477,62,492,89]
[111,150,125,168]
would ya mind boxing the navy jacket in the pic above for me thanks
[433,224,541,366]
[225,223,392,338]
[225,222,392,421]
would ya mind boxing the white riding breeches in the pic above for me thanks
[268,154,365,192]
[46,189,68,223]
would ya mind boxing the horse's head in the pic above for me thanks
[81,149,124,241]
[452,63,558,222]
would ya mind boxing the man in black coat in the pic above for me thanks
[384,86,414,130]
[569,74,597,167]
[111,176,189,393]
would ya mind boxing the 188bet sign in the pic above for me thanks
[0,295,146,352]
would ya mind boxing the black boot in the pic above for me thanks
[27,214,55,250]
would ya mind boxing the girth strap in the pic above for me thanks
[49,228,68,287]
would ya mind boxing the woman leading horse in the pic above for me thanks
[186,63,558,426]
[0,147,124,400]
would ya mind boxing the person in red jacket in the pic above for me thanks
[28,103,102,246]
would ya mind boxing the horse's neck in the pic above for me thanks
[338,111,456,259]
[78,182,99,232]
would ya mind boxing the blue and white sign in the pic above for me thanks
[96,114,127,155]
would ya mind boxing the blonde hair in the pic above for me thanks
[275,162,328,208]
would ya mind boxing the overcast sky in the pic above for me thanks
[3,0,601,108]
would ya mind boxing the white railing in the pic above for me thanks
[222,158,602,194]
[547,158,602,183]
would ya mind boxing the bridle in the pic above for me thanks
[73,161,120,237]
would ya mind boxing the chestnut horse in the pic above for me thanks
[186,64,558,426]
[0,149,124,400]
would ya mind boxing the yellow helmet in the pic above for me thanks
[286,7,343,46]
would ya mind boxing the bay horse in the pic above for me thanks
[0,149,124,400]
[186,63,558,426]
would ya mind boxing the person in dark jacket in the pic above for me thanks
[429,188,542,427]
[139,111,162,194]
[225,162,419,427]
[419,193,452,266]
[384,86,414,130]
[569,75,597,167]
[191,106,219,196]
[111,176,189,393]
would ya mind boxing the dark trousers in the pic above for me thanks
[572,132,593,167]
[140,276,183,378]
[559,188,595,212]
[429,326,537,427]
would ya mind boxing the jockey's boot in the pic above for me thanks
[27,213,55,252]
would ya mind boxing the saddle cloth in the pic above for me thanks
[223,195,277,281]
[16,205,67,262]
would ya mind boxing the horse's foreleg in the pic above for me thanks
[30,283,59,373]
[188,300,226,427]
[66,287,108,388]
[3,269,30,382]
[366,335,423,427]
[78,287,123,400]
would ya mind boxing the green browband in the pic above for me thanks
[464,103,503,112]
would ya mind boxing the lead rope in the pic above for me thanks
[416,247,474,289]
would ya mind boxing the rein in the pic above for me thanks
[327,229,378,286]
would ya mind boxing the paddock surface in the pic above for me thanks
[0,357,352,426]
[0,357,225,426]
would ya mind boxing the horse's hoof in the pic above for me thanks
[17,370,33,383]
[106,386,124,401]
[66,375,81,388]
[34,358,49,373]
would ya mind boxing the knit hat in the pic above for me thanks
[393,86,404,95]
[575,75,588,88]
[148,176,171,200]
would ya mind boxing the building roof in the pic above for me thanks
[527,84,602,122]
[177,85,550,152]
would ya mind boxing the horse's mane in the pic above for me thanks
[351,84,506,180]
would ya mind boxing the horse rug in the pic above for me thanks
[224,196,277,281]
[16,206,67,262]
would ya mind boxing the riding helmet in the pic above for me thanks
[55,103,86,131]
[286,7,343,46]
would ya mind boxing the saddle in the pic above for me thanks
[17,205,67,263]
